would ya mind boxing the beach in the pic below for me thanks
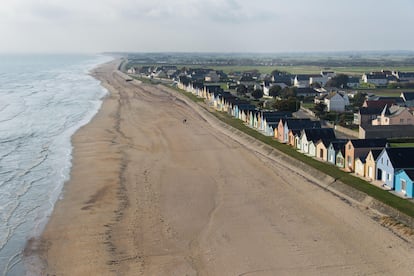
[33,60,414,275]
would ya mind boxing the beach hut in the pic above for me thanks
[395,169,414,198]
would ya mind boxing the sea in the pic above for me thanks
[0,54,113,275]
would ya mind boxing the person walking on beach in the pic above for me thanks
[183,118,187,124]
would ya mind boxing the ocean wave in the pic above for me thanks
[0,54,113,275]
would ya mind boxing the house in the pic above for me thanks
[354,99,397,126]
[296,88,318,97]
[237,75,257,86]
[401,92,414,107]
[327,140,347,166]
[226,99,250,117]
[315,139,334,161]
[277,118,321,143]
[324,92,346,112]
[263,82,287,97]
[347,77,360,88]
[308,140,318,157]
[233,103,255,120]
[344,139,387,172]
[336,150,346,168]
[401,91,414,102]
[205,71,221,82]
[294,74,320,88]
[239,105,256,123]
[300,128,336,154]
[265,123,279,137]
[289,129,302,148]
[272,73,292,85]
[127,67,136,74]
[376,147,414,189]
[393,71,414,82]
[355,155,367,177]
[259,111,292,132]
[309,75,329,87]
[362,73,388,86]
[365,149,382,181]
[395,169,414,198]
[372,105,414,126]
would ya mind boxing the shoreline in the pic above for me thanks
[23,59,121,274]
[29,60,414,275]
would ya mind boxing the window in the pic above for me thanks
[388,173,392,181]
[401,179,407,194]
[400,118,405,123]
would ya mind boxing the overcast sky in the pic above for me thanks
[1,0,413,53]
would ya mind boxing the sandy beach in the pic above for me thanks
[31,60,414,275]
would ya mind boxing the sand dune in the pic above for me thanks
[34,61,414,275]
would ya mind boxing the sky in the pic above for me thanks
[1,0,413,53]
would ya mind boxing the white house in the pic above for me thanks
[362,73,388,86]
[127,67,136,74]
[294,74,320,88]
[324,92,346,112]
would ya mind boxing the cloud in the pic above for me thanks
[117,0,277,24]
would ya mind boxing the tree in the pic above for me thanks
[236,84,247,95]
[326,74,349,88]
[314,102,326,117]
[311,82,321,89]
[272,97,300,112]
[352,92,367,108]
[251,89,264,99]
[280,87,297,98]
[269,85,282,98]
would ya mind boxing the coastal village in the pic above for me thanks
[127,64,414,200]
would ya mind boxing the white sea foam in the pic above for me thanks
[0,54,113,275]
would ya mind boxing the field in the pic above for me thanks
[206,65,414,76]
[168,64,414,76]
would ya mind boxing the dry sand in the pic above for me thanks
[31,60,414,275]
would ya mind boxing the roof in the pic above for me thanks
[296,74,321,81]
[385,147,414,169]
[365,73,387,79]
[356,155,367,163]
[397,72,414,79]
[302,128,336,143]
[290,129,302,136]
[349,138,387,148]
[359,106,386,115]
[368,149,382,160]
[265,116,292,123]
[364,99,398,108]
[238,104,257,111]
[262,111,292,119]
[286,119,321,130]
[226,98,249,105]
[348,77,360,83]
[398,169,414,180]
[296,88,318,95]
[326,92,343,100]
[317,138,335,148]
[329,140,348,151]
[402,92,414,101]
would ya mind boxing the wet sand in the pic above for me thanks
[33,60,414,275]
